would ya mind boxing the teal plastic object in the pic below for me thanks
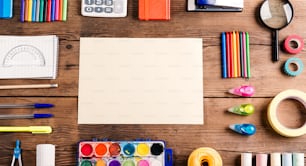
[283,57,304,77]
[229,123,256,136]
[0,0,13,19]
[228,104,255,115]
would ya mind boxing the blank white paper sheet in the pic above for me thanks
[78,38,203,124]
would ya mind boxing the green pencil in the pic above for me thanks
[62,0,67,21]
[246,32,251,78]
[39,0,44,22]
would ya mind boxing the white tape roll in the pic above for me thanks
[267,89,306,137]
[36,144,55,166]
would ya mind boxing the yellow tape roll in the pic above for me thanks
[188,147,223,166]
[267,89,306,137]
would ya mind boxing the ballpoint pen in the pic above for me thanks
[0,103,54,108]
[0,113,53,119]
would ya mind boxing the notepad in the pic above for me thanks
[0,35,58,79]
[78,38,203,124]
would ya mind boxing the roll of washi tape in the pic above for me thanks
[187,147,222,166]
[256,153,268,166]
[270,153,281,166]
[241,153,252,166]
[283,57,304,77]
[267,89,306,137]
[283,35,304,54]
[282,153,293,166]
[36,144,55,166]
[292,153,304,166]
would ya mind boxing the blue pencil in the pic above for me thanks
[20,0,25,22]
[51,0,56,21]
[221,32,227,78]
[32,0,37,22]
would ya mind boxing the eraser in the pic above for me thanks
[139,0,170,20]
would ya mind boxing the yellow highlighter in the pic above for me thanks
[0,126,52,134]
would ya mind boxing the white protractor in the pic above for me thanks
[3,45,46,67]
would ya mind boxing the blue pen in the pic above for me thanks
[0,113,53,119]
[32,0,37,22]
[0,103,54,108]
[221,32,227,78]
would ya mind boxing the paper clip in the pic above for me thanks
[11,140,22,166]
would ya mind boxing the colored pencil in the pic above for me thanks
[51,0,56,21]
[62,0,67,21]
[236,31,241,77]
[226,33,231,78]
[239,32,244,77]
[39,0,44,22]
[59,0,63,21]
[246,32,251,78]
[232,31,238,77]
[44,0,48,21]
[24,0,28,21]
[221,32,227,78]
[20,0,25,22]
[47,0,52,21]
[36,0,40,21]
[229,32,233,78]
[32,0,37,22]
[55,0,59,20]
[28,0,32,22]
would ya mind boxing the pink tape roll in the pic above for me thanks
[283,35,304,54]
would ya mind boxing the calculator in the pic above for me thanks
[81,0,128,17]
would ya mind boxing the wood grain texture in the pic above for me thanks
[0,0,305,165]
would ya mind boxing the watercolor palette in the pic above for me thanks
[77,140,173,166]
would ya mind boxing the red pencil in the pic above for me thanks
[229,32,233,78]
[226,32,231,78]
[47,0,52,21]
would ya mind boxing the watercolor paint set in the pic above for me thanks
[77,139,173,166]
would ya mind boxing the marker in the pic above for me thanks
[0,84,58,90]
[0,126,52,134]
[221,32,227,78]
[0,103,54,108]
[0,113,53,119]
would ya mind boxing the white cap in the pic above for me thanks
[36,144,55,166]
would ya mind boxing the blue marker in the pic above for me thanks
[221,32,227,78]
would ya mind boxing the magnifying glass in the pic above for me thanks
[259,0,294,62]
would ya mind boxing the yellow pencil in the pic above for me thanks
[233,31,238,77]
[28,0,33,22]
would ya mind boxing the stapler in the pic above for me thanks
[0,0,13,19]
[187,0,244,12]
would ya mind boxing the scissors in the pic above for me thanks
[11,140,22,166]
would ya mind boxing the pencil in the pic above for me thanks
[51,0,56,21]
[55,0,59,20]
[239,32,244,77]
[36,0,40,21]
[32,0,37,22]
[24,0,28,22]
[232,31,237,77]
[226,32,231,78]
[246,32,251,78]
[39,0,44,22]
[221,32,227,78]
[47,0,52,22]
[59,0,63,21]
[229,32,233,78]
[62,0,67,21]
[28,0,32,22]
[236,31,241,77]
[20,0,25,22]
[0,84,58,90]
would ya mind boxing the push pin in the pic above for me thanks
[228,104,255,115]
[11,140,22,166]
[228,85,255,97]
[229,123,256,136]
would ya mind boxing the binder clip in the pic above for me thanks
[187,0,244,12]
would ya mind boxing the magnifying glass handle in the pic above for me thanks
[272,30,279,62]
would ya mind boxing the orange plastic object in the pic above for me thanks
[138,0,170,20]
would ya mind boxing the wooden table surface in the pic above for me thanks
[0,0,306,165]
